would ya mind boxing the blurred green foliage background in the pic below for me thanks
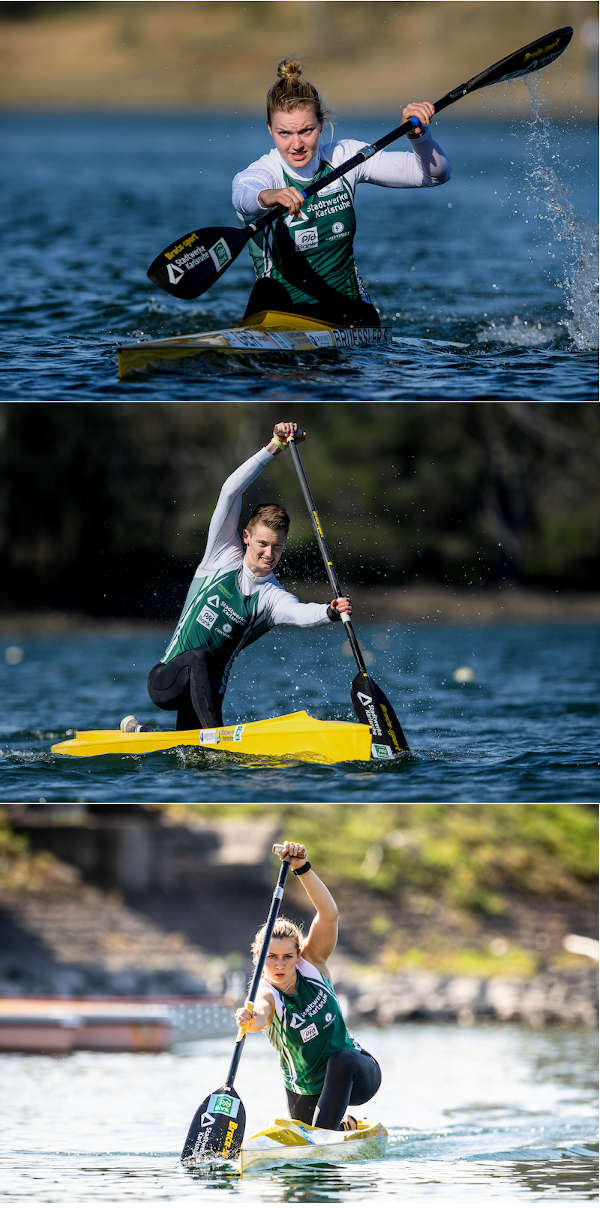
[1,402,598,620]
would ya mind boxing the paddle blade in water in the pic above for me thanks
[147,226,251,299]
[351,672,409,756]
[181,1086,246,1164]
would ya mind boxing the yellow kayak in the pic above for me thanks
[239,1117,388,1174]
[51,709,374,764]
[117,309,391,378]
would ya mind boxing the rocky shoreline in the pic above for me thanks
[344,966,598,1030]
[1,889,596,1031]
[1,810,597,1033]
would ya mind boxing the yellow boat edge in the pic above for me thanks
[239,1117,388,1175]
[116,310,392,379]
[51,709,374,764]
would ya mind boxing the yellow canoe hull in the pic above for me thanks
[239,1117,388,1174]
[51,709,373,764]
[117,310,391,378]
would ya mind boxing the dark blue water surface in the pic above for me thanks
[1,108,597,401]
[2,621,598,803]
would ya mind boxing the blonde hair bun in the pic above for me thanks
[277,58,304,81]
[267,59,327,125]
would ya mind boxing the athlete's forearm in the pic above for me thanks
[201,447,274,565]
[233,165,279,220]
[358,131,451,187]
[268,593,331,629]
[297,867,339,922]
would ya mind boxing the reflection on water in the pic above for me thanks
[1,1024,596,1203]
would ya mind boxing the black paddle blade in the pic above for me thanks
[351,672,409,757]
[147,225,251,300]
[181,1085,246,1164]
[463,26,573,97]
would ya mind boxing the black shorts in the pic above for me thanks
[285,1047,382,1130]
[244,277,380,329]
[147,648,223,730]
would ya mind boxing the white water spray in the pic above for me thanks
[521,75,598,350]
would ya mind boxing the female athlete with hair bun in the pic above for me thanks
[235,840,382,1131]
[232,58,450,327]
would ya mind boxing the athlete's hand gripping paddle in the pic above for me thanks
[147,27,572,301]
[281,428,409,757]
[180,849,290,1165]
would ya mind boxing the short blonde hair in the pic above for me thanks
[252,917,303,963]
[267,58,327,125]
[245,503,290,536]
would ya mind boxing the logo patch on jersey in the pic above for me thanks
[285,208,309,227]
[332,221,344,234]
[300,1022,319,1042]
[289,1013,305,1029]
[295,227,318,251]
[222,623,232,634]
[207,594,220,608]
[197,604,218,629]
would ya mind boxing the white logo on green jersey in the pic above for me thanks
[300,1022,318,1042]
[197,605,218,629]
[295,227,318,251]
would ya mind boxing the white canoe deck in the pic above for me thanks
[239,1117,388,1174]
[117,309,391,378]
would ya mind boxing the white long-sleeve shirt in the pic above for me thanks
[162,447,332,669]
[232,129,451,220]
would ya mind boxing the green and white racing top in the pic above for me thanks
[262,956,361,1095]
[161,448,331,697]
[232,131,451,311]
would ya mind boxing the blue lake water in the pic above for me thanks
[0,107,597,401]
[2,621,598,803]
[1,1024,596,1203]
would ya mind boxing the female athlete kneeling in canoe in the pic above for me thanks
[135,423,351,733]
[235,840,381,1131]
[232,58,451,327]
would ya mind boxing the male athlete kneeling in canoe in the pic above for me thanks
[124,423,351,732]
[235,840,381,1130]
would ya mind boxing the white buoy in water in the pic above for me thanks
[453,665,475,683]
[4,646,24,665]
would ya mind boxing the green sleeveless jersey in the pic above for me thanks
[264,957,359,1094]
[161,566,271,679]
[246,161,361,311]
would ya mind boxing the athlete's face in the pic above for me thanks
[264,938,300,991]
[268,104,322,170]
[243,523,286,576]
